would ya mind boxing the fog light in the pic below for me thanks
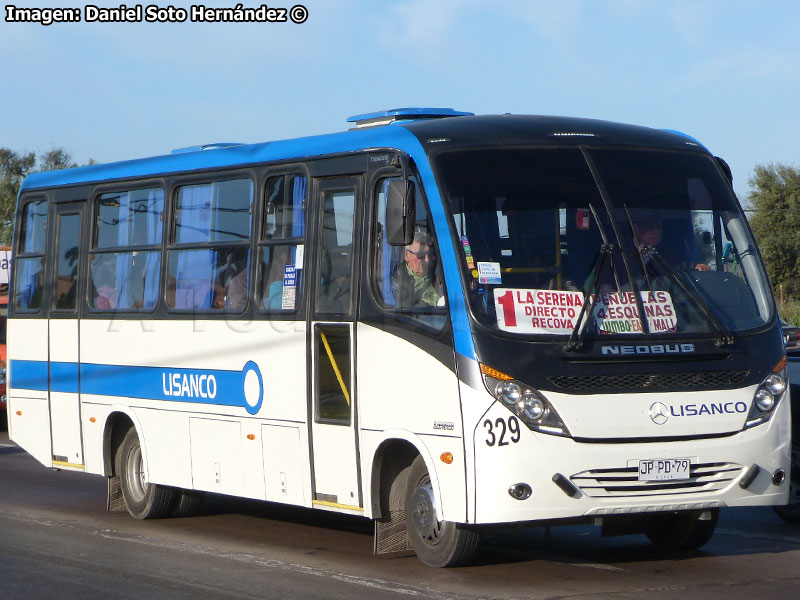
[773,469,786,486]
[508,483,532,500]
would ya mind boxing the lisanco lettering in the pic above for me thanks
[162,372,218,399]
[669,401,748,417]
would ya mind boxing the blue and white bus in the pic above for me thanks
[7,108,790,567]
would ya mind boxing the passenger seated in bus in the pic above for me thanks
[391,232,442,308]
[262,246,296,311]
[631,210,710,272]
[226,268,248,310]
[91,255,117,309]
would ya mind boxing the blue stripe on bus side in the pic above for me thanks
[9,359,265,415]
[50,361,79,393]
[9,359,49,391]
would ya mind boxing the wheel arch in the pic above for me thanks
[101,408,148,477]
[367,430,445,520]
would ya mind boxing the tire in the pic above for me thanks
[774,415,800,523]
[405,456,480,567]
[173,489,205,517]
[116,428,177,519]
[646,509,718,551]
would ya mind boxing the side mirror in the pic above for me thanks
[715,156,733,184]
[386,180,416,246]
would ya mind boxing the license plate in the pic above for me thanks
[638,458,691,481]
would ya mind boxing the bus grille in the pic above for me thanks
[570,462,744,498]
[549,370,749,393]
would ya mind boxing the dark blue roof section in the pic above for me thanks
[399,114,710,153]
[20,113,709,192]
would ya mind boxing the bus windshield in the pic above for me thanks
[436,147,772,338]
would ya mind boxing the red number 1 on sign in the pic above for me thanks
[497,291,516,327]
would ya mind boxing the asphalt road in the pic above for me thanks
[2,431,800,600]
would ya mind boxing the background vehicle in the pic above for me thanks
[6,109,790,567]
[781,319,799,353]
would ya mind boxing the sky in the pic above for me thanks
[2,0,799,201]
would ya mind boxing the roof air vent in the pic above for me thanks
[347,107,473,129]
[171,143,244,155]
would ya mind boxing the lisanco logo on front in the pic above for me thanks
[601,343,695,356]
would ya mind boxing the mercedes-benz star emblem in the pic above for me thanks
[649,402,669,425]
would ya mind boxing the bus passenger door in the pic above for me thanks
[48,202,87,469]
[309,177,362,511]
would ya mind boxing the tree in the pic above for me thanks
[748,163,800,299]
[0,147,89,245]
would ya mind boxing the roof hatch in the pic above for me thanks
[171,142,244,154]
[347,107,473,129]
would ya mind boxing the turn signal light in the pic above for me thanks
[440,452,454,464]
[480,364,513,381]
[16,411,22,416]
[247,434,255,440]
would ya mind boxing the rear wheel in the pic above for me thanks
[173,489,205,517]
[405,456,479,567]
[116,428,177,519]
[646,509,718,551]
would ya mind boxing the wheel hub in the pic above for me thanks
[411,484,439,539]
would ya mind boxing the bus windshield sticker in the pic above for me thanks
[494,288,584,334]
[477,262,502,285]
[593,291,677,335]
[576,208,591,230]
[461,236,475,270]
[281,265,297,310]
[295,244,304,269]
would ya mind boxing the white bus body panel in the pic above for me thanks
[75,319,309,502]
[262,423,307,505]
[357,324,467,522]
[465,379,790,524]
[8,319,52,467]
[49,319,83,467]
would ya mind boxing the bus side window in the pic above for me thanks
[91,188,164,311]
[168,178,253,312]
[373,177,446,329]
[13,199,49,311]
[258,174,306,312]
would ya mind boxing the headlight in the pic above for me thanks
[520,391,546,420]
[744,363,787,429]
[495,381,522,405]
[482,366,571,437]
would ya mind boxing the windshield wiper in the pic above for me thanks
[642,246,735,347]
[564,243,614,352]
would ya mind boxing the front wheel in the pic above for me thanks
[646,509,718,551]
[405,456,479,567]
[116,428,177,519]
